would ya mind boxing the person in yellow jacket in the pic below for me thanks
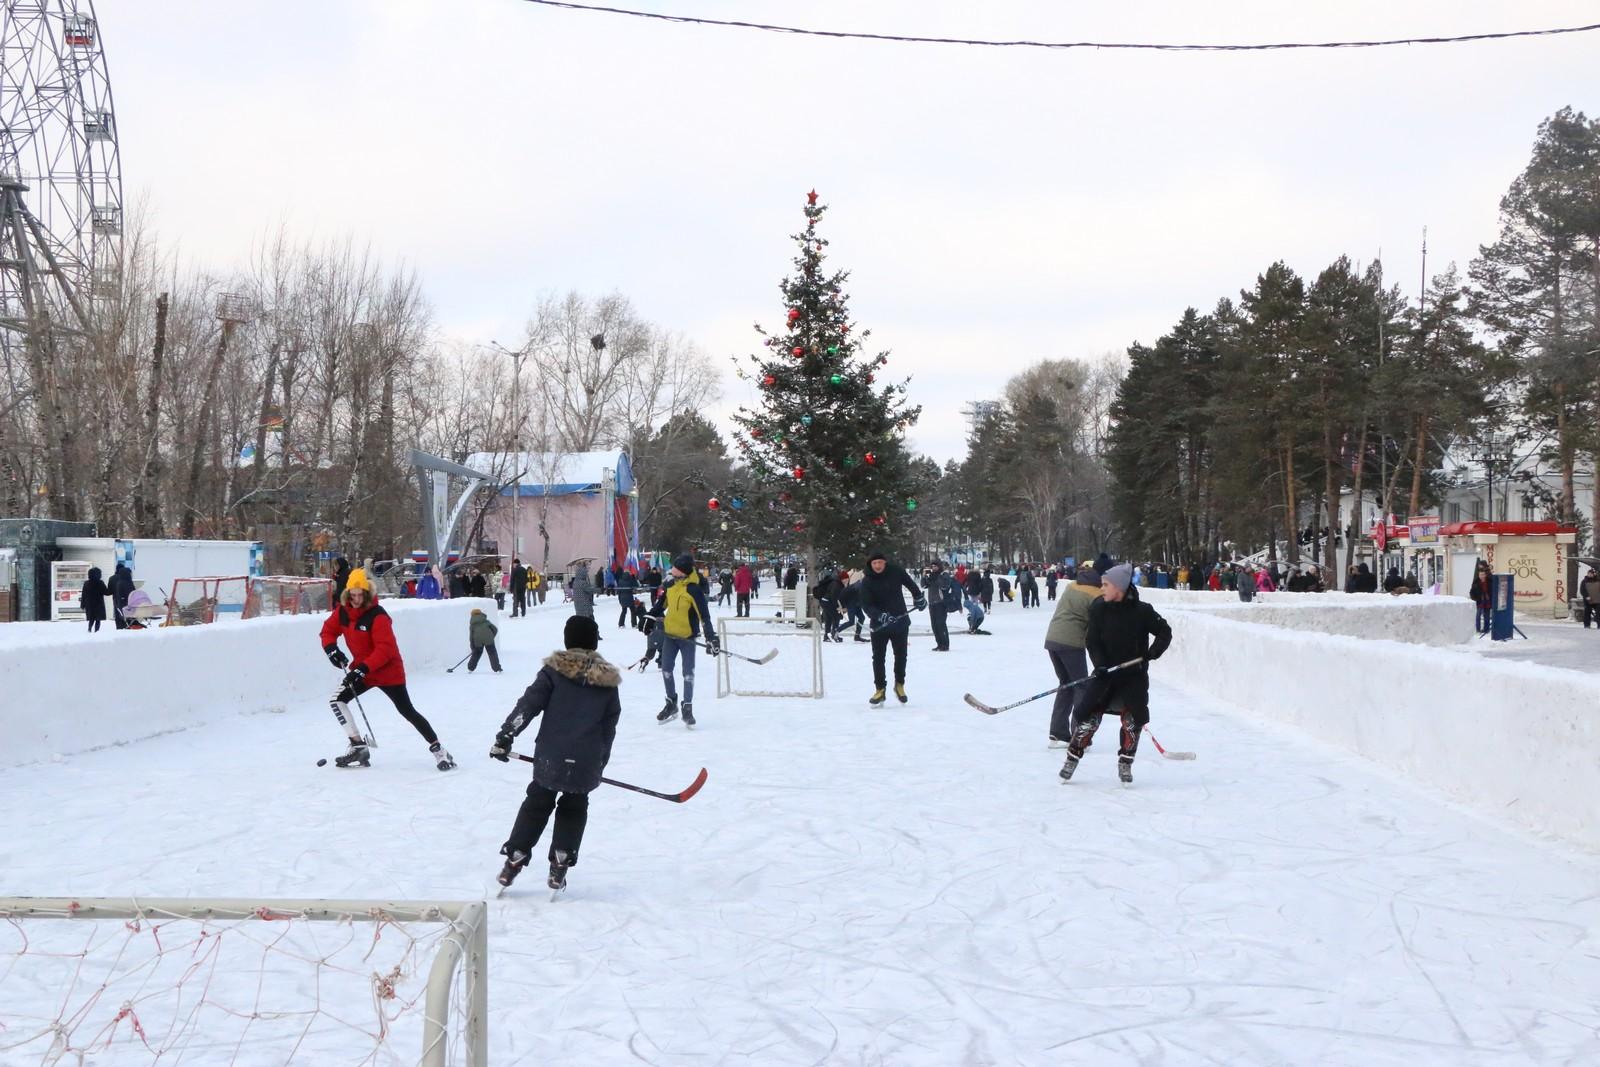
[646,553,719,728]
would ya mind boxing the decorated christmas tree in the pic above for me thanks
[719,190,922,572]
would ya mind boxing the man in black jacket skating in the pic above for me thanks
[491,615,622,893]
[859,551,925,704]
[1061,563,1172,785]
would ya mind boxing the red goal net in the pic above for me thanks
[245,576,336,619]
[164,576,249,625]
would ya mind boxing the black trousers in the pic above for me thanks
[504,783,589,864]
[736,592,750,617]
[1070,706,1149,760]
[619,597,640,627]
[511,589,527,616]
[467,642,501,671]
[332,680,439,746]
[871,625,909,689]
[820,599,841,639]
[929,606,951,649]
[1047,645,1087,741]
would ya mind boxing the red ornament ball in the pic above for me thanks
[787,308,801,322]
[751,427,762,438]
[872,515,886,526]
[792,521,805,533]
[863,451,876,465]
[707,497,720,510]
[780,491,793,503]
[762,374,776,387]
[792,466,805,480]
[791,346,805,357]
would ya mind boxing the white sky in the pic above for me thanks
[107,1,1598,463]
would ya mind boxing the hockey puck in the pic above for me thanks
[317,758,328,767]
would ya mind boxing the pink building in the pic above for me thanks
[466,451,638,577]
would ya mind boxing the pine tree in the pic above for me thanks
[725,191,921,571]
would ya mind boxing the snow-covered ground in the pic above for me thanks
[1452,616,1600,675]
[3,593,1600,1064]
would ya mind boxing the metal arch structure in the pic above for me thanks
[0,0,123,321]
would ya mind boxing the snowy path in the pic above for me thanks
[4,597,1600,1065]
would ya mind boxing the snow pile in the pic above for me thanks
[1142,588,1475,647]
[1,599,495,767]
[1158,610,1600,849]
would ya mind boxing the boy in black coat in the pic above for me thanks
[491,615,621,892]
[1061,563,1172,785]
[858,551,925,705]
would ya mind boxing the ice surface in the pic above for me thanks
[3,593,1599,1064]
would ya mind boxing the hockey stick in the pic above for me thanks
[963,657,1144,715]
[1143,728,1197,761]
[353,692,378,747]
[507,753,708,803]
[697,639,777,665]
[446,652,471,673]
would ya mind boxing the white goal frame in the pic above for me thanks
[716,617,824,699]
[0,896,488,1067]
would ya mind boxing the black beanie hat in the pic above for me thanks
[564,615,601,650]
[867,551,887,564]
[672,553,695,574]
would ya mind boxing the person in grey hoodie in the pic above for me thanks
[1043,567,1103,745]
[569,565,596,619]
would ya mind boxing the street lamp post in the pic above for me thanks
[492,340,532,564]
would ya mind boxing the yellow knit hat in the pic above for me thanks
[346,568,371,592]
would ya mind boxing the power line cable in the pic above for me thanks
[517,1,1600,53]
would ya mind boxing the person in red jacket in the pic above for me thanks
[732,562,754,618]
[319,568,455,770]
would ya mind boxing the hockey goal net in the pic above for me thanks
[0,896,486,1066]
[165,576,249,625]
[245,575,336,618]
[716,617,824,698]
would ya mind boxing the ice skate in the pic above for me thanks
[548,850,571,898]
[429,742,456,771]
[1059,752,1081,782]
[869,688,887,706]
[656,699,679,724]
[681,701,696,728]
[496,849,528,892]
[1118,758,1134,786]
[333,740,370,768]
[894,683,908,704]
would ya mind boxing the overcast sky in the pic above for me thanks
[108,1,1597,463]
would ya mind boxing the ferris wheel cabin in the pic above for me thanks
[63,14,96,48]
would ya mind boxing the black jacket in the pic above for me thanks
[962,571,984,597]
[927,572,962,613]
[1083,587,1172,708]
[859,562,922,622]
[812,573,841,603]
[468,573,487,598]
[500,650,622,794]
[109,564,135,611]
[79,567,109,622]
[783,566,800,590]
[510,565,528,593]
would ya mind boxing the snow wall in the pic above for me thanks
[1141,589,1475,647]
[1157,610,1600,850]
[2,599,496,767]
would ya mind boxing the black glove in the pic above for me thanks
[913,596,927,612]
[341,664,367,690]
[489,731,514,762]
[1091,666,1108,679]
[324,645,348,670]
[705,634,721,655]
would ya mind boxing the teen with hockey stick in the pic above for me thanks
[1060,563,1171,785]
[1042,566,1103,746]
[649,553,719,727]
[319,568,456,770]
[859,551,925,705]
[490,615,621,894]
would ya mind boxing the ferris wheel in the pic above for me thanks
[0,0,122,335]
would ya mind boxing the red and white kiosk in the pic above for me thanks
[1438,521,1577,618]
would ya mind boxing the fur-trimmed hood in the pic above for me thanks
[544,649,621,688]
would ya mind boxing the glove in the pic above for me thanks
[341,664,368,690]
[1091,666,1108,679]
[705,634,721,656]
[324,645,348,669]
[913,596,927,612]
[489,731,514,762]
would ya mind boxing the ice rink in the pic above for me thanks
[4,594,1599,1065]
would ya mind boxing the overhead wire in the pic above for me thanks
[516,1,1600,53]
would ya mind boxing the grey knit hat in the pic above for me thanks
[1103,564,1134,593]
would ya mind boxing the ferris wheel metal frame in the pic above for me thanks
[0,0,123,338]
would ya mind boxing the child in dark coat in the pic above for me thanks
[467,608,502,672]
[490,615,621,892]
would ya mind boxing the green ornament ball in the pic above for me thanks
[906,498,918,511]
[827,345,839,355]
[829,373,844,386]
[801,415,813,426]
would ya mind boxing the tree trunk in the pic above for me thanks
[131,292,170,537]
[1283,442,1299,565]
[181,321,235,538]
[1344,423,1369,574]
[1408,413,1429,519]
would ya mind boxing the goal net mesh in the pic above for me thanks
[245,576,336,619]
[165,576,250,626]
[716,618,824,698]
[0,897,483,1066]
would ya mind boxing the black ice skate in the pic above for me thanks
[1059,752,1080,782]
[497,849,528,890]
[333,741,370,768]
[681,702,696,728]
[869,688,887,706]
[1118,758,1134,786]
[548,850,572,897]
[656,699,679,724]
[429,742,456,771]
[894,684,908,704]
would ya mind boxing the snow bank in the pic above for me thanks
[1140,588,1475,647]
[1158,611,1600,850]
[2,599,496,767]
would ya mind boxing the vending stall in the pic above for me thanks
[1438,521,1577,618]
